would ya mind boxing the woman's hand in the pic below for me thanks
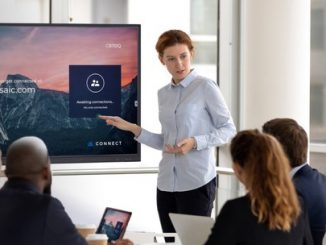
[98,115,141,137]
[164,137,196,155]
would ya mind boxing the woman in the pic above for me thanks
[99,29,236,234]
[205,130,313,245]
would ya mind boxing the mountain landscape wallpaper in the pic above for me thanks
[0,74,139,161]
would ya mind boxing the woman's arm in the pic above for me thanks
[98,115,141,136]
[195,80,236,150]
[98,115,165,150]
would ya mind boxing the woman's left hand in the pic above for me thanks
[164,137,196,155]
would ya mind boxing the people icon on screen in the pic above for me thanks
[91,79,100,87]
[86,73,105,93]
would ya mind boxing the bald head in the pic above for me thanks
[5,136,50,178]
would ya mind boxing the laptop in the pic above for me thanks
[169,213,215,245]
[96,207,132,243]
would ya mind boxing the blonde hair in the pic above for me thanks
[230,129,300,231]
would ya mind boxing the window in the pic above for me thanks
[190,0,218,82]
[310,0,326,173]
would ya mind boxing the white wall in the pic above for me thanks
[52,173,159,232]
[239,0,310,131]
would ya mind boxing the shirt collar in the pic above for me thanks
[290,162,308,178]
[170,69,197,88]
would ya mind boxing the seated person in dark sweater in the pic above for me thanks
[0,136,133,245]
[0,136,89,245]
[263,118,326,245]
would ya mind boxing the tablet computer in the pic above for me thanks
[96,207,132,242]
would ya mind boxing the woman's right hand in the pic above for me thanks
[98,115,141,137]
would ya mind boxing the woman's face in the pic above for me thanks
[160,43,193,84]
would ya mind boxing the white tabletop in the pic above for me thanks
[124,231,181,245]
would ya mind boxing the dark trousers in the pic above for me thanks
[156,177,216,235]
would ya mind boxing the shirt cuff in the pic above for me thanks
[193,135,207,150]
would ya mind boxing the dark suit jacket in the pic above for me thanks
[204,195,313,245]
[293,164,326,245]
[0,178,88,245]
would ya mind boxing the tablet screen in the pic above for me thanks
[96,207,132,242]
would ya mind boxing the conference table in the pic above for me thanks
[124,231,181,245]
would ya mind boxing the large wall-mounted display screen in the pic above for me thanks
[0,23,141,163]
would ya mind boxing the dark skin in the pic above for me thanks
[5,136,52,194]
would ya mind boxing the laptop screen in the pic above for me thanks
[96,207,132,242]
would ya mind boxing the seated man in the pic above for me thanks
[0,136,88,245]
[263,118,326,245]
[0,137,133,245]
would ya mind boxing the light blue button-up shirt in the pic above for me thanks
[136,70,236,192]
